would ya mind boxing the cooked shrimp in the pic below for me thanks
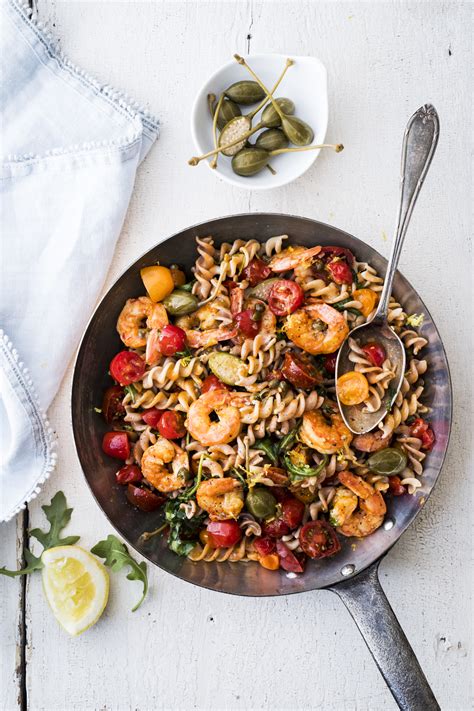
[117,297,168,349]
[141,437,189,493]
[337,471,387,537]
[176,301,238,348]
[186,390,241,446]
[352,430,392,452]
[185,325,238,349]
[196,477,244,521]
[300,405,353,454]
[285,302,349,355]
[329,486,358,527]
[269,245,322,276]
[176,302,221,331]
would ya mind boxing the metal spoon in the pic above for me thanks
[336,104,440,435]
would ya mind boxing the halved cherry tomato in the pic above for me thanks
[410,418,435,450]
[102,431,130,460]
[242,258,271,287]
[268,280,304,316]
[353,289,378,318]
[140,265,174,302]
[319,246,355,266]
[362,342,386,368]
[254,537,277,557]
[281,498,305,529]
[323,353,338,375]
[158,324,186,356]
[235,309,261,337]
[201,374,229,394]
[116,464,143,484]
[281,352,321,389]
[259,553,280,570]
[110,351,145,385]
[327,258,353,285]
[276,541,305,573]
[388,476,406,496]
[261,517,290,538]
[142,408,164,429]
[207,520,242,548]
[126,484,165,512]
[102,385,125,423]
[299,521,341,559]
[337,371,369,406]
[270,486,291,503]
[158,411,186,440]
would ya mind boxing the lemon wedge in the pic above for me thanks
[41,545,109,636]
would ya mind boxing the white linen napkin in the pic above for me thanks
[0,0,159,521]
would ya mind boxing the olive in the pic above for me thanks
[261,98,295,128]
[232,147,269,176]
[255,128,289,152]
[224,80,266,105]
[367,447,408,476]
[216,99,242,130]
[219,116,252,156]
[163,290,198,316]
[281,115,314,146]
[246,488,277,519]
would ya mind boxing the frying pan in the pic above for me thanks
[72,213,452,711]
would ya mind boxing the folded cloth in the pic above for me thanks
[0,0,159,521]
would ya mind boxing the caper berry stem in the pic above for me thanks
[270,143,344,156]
[246,58,293,120]
[234,54,286,123]
[210,93,224,169]
[189,122,264,164]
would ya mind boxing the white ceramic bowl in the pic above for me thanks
[190,54,328,190]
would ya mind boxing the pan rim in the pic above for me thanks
[71,212,453,597]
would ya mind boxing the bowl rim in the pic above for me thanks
[190,53,328,191]
[72,212,453,597]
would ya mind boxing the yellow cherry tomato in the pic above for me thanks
[140,265,174,302]
[353,288,378,318]
[337,371,370,406]
[258,553,280,571]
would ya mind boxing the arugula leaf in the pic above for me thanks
[179,453,204,501]
[124,384,137,403]
[0,491,80,578]
[91,535,148,612]
[178,280,196,293]
[385,386,397,413]
[331,297,362,317]
[165,500,205,557]
[253,438,278,464]
[276,428,298,455]
[283,452,328,482]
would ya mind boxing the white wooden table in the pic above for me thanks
[1,2,472,709]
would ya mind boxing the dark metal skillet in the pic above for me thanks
[72,213,452,711]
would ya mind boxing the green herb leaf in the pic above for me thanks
[179,453,204,501]
[253,438,278,464]
[331,298,362,317]
[91,534,148,612]
[164,500,206,557]
[277,428,298,455]
[179,280,196,293]
[283,452,328,482]
[385,386,397,413]
[124,384,137,403]
[0,492,80,578]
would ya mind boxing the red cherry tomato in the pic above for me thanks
[207,520,242,548]
[235,309,261,337]
[323,353,338,375]
[362,342,387,368]
[116,464,143,485]
[268,280,304,316]
[201,375,229,394]
[327,258,353,285]
[254,537,277,557]
[276,541,305,573]
[261,517,291,538]
[158,410,186,440]
[126,484,165,512]
[142,408,164,429]
[242,258,271,287]
[281,498,305,529]
[158,324,186,356]
[110,351,145,385]
[102,385,125,423]
[319,246,355,266]
[388,476,406,496]
[102,431,130,460]
[299,521,341,559]
[270,486,291,503]
[281,352,321,389]
[223,279,237,290]
[410,418,436,451]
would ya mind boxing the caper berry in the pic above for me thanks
[367,447,408,476]
[216,99,242,130]
[163,290,198,316]
[281,115,314,146]
[232,146,269,176]
[219,116,252,156]
[246,488,277,519]
[261,98,295,128]
[255,128,289,152]
[224,80,266,105]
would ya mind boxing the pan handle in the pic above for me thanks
[328,559,440,711]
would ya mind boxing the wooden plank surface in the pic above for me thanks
[1,1,472,710]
